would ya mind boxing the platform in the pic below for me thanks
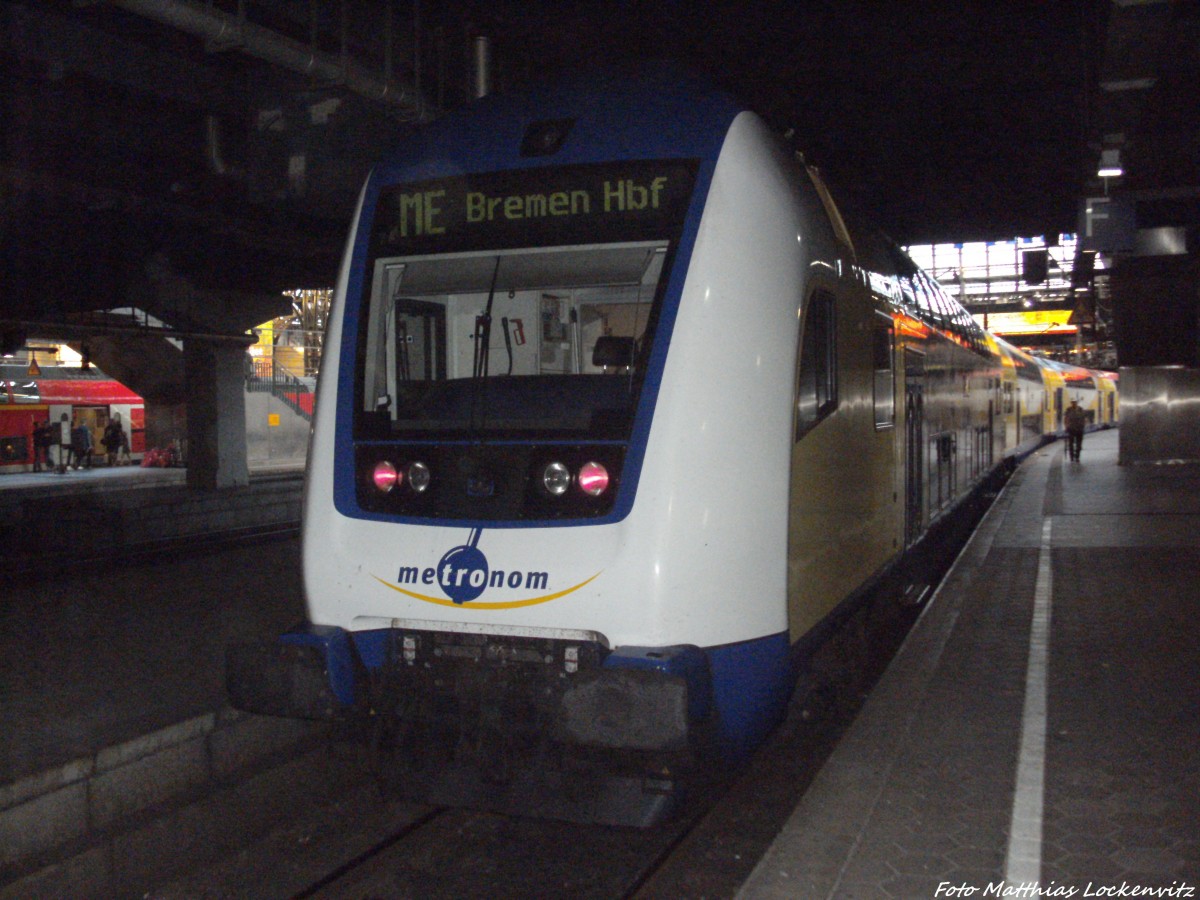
[0,463,315,894]
[0,460,303,578]
[739,427,1200,898]
[0,460,307,781]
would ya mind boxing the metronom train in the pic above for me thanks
[227,65,1117,826]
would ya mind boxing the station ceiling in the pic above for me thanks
[2,0,1196,334]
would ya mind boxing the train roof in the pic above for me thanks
[375,63,745,179]
[365,67,1086,375]
[0,364,142,405]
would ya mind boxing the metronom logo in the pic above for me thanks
[375,528,600,610]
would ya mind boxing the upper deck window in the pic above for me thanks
[795,289,839,440]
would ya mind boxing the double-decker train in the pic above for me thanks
[228,66,1116,826]
[0,362,144,469]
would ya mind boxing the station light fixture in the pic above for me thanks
[1097,149,1124,179]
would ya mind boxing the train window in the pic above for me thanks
[908,275,939,324]
[795,290,838,440]
[360,241,671,441]
[923,274,953,330]
[873,313,895,430]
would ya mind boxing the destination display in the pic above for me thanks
[371,160,698,254]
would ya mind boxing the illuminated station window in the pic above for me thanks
[905,235,1093,306]
[905,235,1112,360]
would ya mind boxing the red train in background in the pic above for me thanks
[0,361,145,470]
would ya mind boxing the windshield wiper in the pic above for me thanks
[470,256,502,435]
[472,256,501,380]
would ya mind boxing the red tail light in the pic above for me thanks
[372,460,400,492]
[577,461,610,496]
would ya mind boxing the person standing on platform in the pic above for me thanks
[119,424,131,464]
[72,421,93,469]
[57,412,72,473]
[103,419,122,467]
[32,420,51,472]
[1064,399,1088,462]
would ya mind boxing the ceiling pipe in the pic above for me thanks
[472,35,492,99]
[108,0,428,120]
[204,114,227,176]
[0,318,256,346]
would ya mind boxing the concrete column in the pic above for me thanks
[184,342,249,489]
[1111,254,1199,367]
[1117,366,1200,465]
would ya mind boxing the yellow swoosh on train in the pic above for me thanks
[372,571,602,610]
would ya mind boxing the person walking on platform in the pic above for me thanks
[1064,399,1087,461]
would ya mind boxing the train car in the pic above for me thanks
[227,66,1114,825]
[1094,369,1119,426]
[1034,357,1102,435]
[996,336,1049,447]
[0,361,144,470]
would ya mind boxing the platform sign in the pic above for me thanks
[974,309,1077,337]
[1079,196,1134,253]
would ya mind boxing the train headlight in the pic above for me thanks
[407,461,431,493]
[542,461,571,496]
[577,461,609,496]
[372,460,400,493]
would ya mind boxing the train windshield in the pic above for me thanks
[356,162,695,441]
[360,242,669,439]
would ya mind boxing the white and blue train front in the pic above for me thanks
[227,69,844,824]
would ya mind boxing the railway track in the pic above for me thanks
[143,580,918,900]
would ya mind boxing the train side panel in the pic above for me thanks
[628,111,806,647]
[785,269,902,638]
[301,185,368,628]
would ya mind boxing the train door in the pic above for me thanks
[904,351,926,547]
[394,299,447,384]
[74,406,105,462]
[987,397,996,464]
[930,430,957,515]
[540,294,578,374]
[1002,381,1015,449]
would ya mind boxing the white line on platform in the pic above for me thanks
[1004,516,1053,884]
